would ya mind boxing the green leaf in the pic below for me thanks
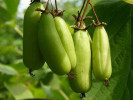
[0,7,12,24]
[4,0,19,15]
[31,63,54,85]
[122,87,130,100]
[85,0,131,100]
[126,70,133,100]
[28,84,46,98]
[10,60,28,74]
[41,75,71,100]
[41,72,54,85]
[4,83,34,100]
[41,83,69,100]
[0,63,18,75]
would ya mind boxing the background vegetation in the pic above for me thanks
[0,0,132,100]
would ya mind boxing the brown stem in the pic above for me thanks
[55,0,58,13]
[89,2,100,25]
[75,0,87,28]
[105,79,110,87]
[46,0,50,10]
[81,0,90,22]
[78,0,86,19]
[83,16,92,21]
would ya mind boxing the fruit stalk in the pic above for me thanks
[89,2,100,25]
[81,0,90,22]
[55,0,58,13]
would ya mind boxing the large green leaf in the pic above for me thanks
[0,63,18,87]
[122,87,130,100]
[28,84,46,99]
[0,7,12,24]
[123,7,133,100]
[41,75,72,100]
[84,0,131,100]
[4,83,34,100]
[0,63,18,75]
[4,0,19,15]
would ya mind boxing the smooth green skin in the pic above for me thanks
[92,26,112,80]
[23,2,44,70]
[54,17,77,69]
[38,13,71,75]
[69,30,92,93]
[67,23,74,35]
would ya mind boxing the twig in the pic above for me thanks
[78,0,86,19]
[81,0,90,22]
[83,16,92,21]
[46,0,50,10]
[55,0,58,13]
[89,2,100,25]
[71,0,93,30]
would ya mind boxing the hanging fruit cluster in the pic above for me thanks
[23,0,112,98]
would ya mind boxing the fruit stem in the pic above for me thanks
[29,69,35,77]
[105,78,110,87]
[89,2,101,25]
[76,0,86,27]
[78,0,86,20]
[80,93,86,99]
[71,0,94,30]
[81,0,90,22]
[46,0,50,10]
[55,0,58,13]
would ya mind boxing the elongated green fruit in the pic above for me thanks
[23,1,44,70]
[69,30,91,93]
[38,13,71,75]
[54,17,77,69]
[92,26,112,80]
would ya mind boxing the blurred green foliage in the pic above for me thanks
[0,0,132,100]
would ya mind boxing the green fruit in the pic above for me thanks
[38,13,71,75]
[23,1,44,70]
[92,26,112,80]
[54,17,76,69]
[69,30,92,93]
[67,23,74,35]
